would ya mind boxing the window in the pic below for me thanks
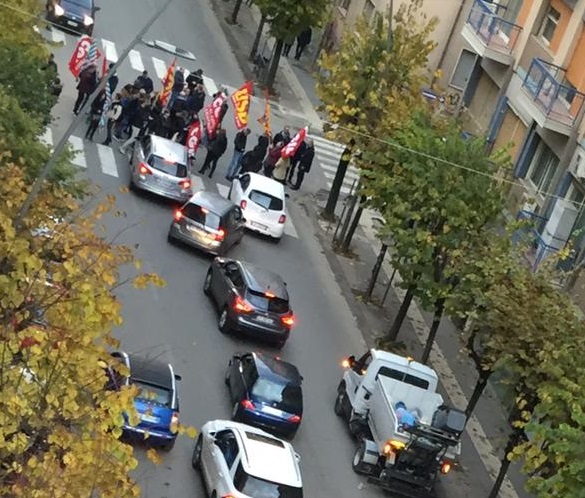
[539,5,560,44]
[246,289,289,313]
[363,0,375,21]
[377,367,430,390]
[251,379,303,414]
[225,264,244,288]
[527,143,559,194]
[249,190,284,211]
[215,430,239,469]
[450,49,477,90]
[147,155,188,178]
[561,77,577,106]
[183,203,221,230]
[566,183,584,209]
[132,380,172,407]
[234,462,303,498]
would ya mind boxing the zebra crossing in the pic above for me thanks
[308,135,359,195]
[39,127,299,239]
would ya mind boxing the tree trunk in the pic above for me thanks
[465,369,492,418]
[341,195,366,251]
[364,243,388,301]
[487,429,524,498]
[249,13,266,60]
[265,39,283,89]
[387,283,417,341]
[230,0,244,24]
[420,298,445,364]
[322,146,352,220]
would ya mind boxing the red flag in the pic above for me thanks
[204,92,226,139]
[158,58,176,107]
[230,81,253,130]
[186,120,203,157]
[68,35,101,78]
[281,127,308,158]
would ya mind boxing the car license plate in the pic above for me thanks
[261,405,282,417]
[66,20,78,27]
[141,414,159,424]
[256,316,273,324]
[251,221,267,230]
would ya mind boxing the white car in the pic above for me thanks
[229,172,287,241]
[192,419,303,498]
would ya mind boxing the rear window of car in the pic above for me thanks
[183,203,221,230]
[249,190,283,211]
[246,289,289,314]
[132,380,172,407]
[148,155,188,178]
[251,378,302,414]
[234,462,302,498]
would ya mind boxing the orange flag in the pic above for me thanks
[257,98,272,138]
[158,58,177,107]
[230,81,253,130]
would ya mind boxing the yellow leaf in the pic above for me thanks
[146,448,161,465]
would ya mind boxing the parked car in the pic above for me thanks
[203,257,295,348]
[229,172,287,241]
[46,0,100,36]
[168,191,245,256]
[192,419,303,498]
[129,134,192,202]
[226,352,303,439]
[106,351,181,450]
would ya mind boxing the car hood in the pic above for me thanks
[61,0,92,17]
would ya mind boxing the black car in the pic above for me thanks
[225,352,303,438]
[204,258,295,348]
[46,0,100,36]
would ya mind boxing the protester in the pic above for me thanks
[186,68,204,90]
[287,138,307,183]
[102,93,123,146]
[295,27,312,60]
[107,62,119,93]
[84,91,106,141]
[226,128,251,181]
[134,70,154,95]
[263,141,284,178]
[290,138,314,190]
[73,63,97,115]
[273,126,291,145]
[119,98,148,154]
[199,128,227,178]
[239,145,264,174]
[272,155,290,185]
[169,67,185,109]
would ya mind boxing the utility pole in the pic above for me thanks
[14,0,176,230]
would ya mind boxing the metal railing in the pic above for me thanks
[522,59,585,127]
[466,0,522,55]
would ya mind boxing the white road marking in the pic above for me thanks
[326,182,352,195]
[129,50,144,72]
[190,174,205,192]
[322,168,359,182]
[202,75,218,97]
[68,136,86,168]
[40,128,53,148]
[152,57,167,81]
[284,210,298,239]
[101,39,118,62]
[49,29,66,45]
[216,183,230,198]
[96,143,119,177]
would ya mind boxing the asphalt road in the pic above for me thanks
[43,0,387,497]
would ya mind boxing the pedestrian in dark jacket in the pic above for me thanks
[120,99,148,154]
[218,100,229,126]
[273,127,291,146]
[263,142,284,178]
[102,93,123,145]
[226,128,251,180]
[287,139,307,183]
[169,67,185,109]
[107,63,119,93]
[291,138,314,190]
[199,128,227,178]
[295,27,312,60]
[134,70,154,95]
[257,134,270,160]
[192,84,206,114]
[50,77,63,99]
[186,68,204,90]
[85,91,106,141]
[240,145,264,174]
[73,63,97,114]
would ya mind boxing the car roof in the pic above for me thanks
[252,353,302,385]
[186,190,236,215]
[127,353,173,390]
[150,135,188,165]
[238,261,288,300]
[244,172,285,198]
[233,424,302,487]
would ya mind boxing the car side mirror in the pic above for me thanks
[241,218,247,224]
[94,6,101,11]
[294,452,301,462]
[174,374,182,381]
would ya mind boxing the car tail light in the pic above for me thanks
[281,313,295,327]
[179,179,191,189]
[215,228,225,241]
[440,461,452,474]
[278,214,286,224]
[240,200,247,209]
[170,412,179,433]
[265,291,275,298]
[174,210,183,221]
[288,414,301,424]
[233,296,253,313]
[221,495,236,498]
[139,163,152,175]
[241,399,255,410]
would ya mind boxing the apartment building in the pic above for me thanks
[326,0,464,72]
[437,0,585,284]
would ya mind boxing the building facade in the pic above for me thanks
[437,0,585,281]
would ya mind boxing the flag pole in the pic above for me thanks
[14,0,177,230]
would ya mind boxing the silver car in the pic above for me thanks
[192,419,303,498]
[129,134,192,201]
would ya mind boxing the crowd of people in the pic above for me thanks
[68,61,315,190]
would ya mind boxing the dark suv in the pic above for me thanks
[203,258,295,348]
[46,0,100,36]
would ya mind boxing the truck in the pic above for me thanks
[335,349,465,498]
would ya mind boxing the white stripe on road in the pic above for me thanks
[216,183,230,198]
[152,57,167,81]
[202,75,218,97]
[284,211,298,239]
[322,169,359,182]
[312,141,346,156]
[49,28,66,45]
[327,182,352,195]
[68,136,86,168]
[129,50,144,72]
[101,39,118,62]
[96,143,119,178]
[40,128,54,148]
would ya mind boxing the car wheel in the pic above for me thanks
[203,269,212,296]
[232,401,241,421]
[224,364,231,386]
[167,232,174,245]
[352,440,372,475]
[191,435,202,470]
[334,387,346,417]
[273,236,282,244]
[218,307,231,334]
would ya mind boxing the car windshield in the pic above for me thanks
[66,0,93,8]
[148,155,188,178]
[235,463,302,498]
[249,190,283,211]
[183,203,221,230]
[251,378,302,414]
[246,289,289,314]
[133,380,172,407]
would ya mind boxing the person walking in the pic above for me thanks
[290,138,314,190]
[119,98,148,154]
[272,155,290,185]
[84,91,106,141]
[226,128,250,180]
[294,27,312,60]
[107,63,119,93]
[50,77,63,100]
[273,126,291,146]
[73,63,97,115]
[134,70,154,95]
[169,67,185,109]
[282,32,295,57]
[287,138,307,183]
[263,141,284,178]
[199,128,227,178]
[102,93,123,145]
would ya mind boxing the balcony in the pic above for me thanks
[462,0,522,65]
